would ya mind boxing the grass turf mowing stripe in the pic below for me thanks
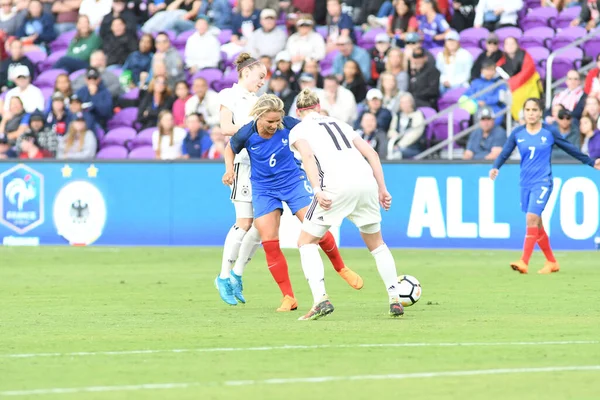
[3,340,598,359]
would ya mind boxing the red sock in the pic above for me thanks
[537,226,556,262]
[318,231,345,273]
[522,226,539,264]
[262,240,294,298]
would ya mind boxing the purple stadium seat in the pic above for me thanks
[38,50,67,72]
[109,67,123,78]
[556,7,581,29]
[96,145,129,159]
[175,29,195,48]
[33,69,68,88]
[527,46,551,80]
[464,46,483,59]
[521,7,558,30]
[120,87,140,100]
[128,145,156,159]
[552,26,586,50]
[359,27,385,47]
[519,27,554,50]
[69,69,86,82]
[50,30,77,53]
[354,26,363,44]
[429,47,443,59]
[583,36,600,60]
[102,127,137,147]
[41,87,54,108]
[25,50,46,69]
[211,79,235,92]
[494,27,523,44]
[431,109,471,143]
[218,29,232,45]
[459,27,489,49]
[320,50,339,70]
[96,126,105,142]
[128,127,155,150]
[316,26,328,40]
[551,47,584,81]
[419,107,437,141]
[190,68,223,86]
[107,107,139,130]
[438,87,468,111]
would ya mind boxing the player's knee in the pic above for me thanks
[525,213,540,227]
[359,223,381,235]
[236,218,253,231]
[297,231,320,247]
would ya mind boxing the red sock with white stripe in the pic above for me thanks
[319,231,345,273]
[262,240,294,298]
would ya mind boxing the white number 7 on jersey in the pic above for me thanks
[528,146,536,160]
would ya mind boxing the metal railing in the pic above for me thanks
[545,27,600,109]
[411,78,511,160]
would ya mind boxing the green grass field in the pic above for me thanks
[1,247,599,399]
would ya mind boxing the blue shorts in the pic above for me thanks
[253,179,313,219]
[520,184,553,216]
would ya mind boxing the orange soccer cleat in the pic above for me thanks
[510,260,529,274]
[538,261,560,274]
[338,267,364,290]
[276,295,298,312]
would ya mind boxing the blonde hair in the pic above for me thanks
[295,88,320,114]
[64,120,87,153]
[385,48,404,73]
[249,94,285,129]
[443,39,461,64]
[235,52,260,78]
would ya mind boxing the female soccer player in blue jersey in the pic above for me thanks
[490,98,600,274]
[222,94,363,311]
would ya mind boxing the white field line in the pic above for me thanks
[2,340,598,359]
[1,365,600,397]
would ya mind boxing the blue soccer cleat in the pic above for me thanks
[230,272,246,304]
[215,276,237,306]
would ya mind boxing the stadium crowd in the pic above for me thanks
[0,0,599,161]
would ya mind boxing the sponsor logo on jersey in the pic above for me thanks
[282,138,288,145]
[0,164,44,234]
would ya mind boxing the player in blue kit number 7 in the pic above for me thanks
[222,94,363,312]
[490,98,600,274]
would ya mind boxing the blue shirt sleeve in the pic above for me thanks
[181,140,188,156]
[338,14,354,32]
[282,116,300,130]
[229,121,254,154]
[551,129,595,166]
[20,113,30,125]
[492,129,517,169]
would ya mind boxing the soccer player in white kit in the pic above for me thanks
[288,89,405,320]
[215,53,266,306]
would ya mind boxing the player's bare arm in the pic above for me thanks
[219,106,242,137]
[293,139,332,210]
[353,136,392,211]
[222,144,236,185]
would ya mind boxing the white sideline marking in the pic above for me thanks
[1,365,599,396]
[2,340,598,359]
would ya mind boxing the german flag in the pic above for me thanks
[498,51,542,121]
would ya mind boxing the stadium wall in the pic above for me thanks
[1,161,598,250]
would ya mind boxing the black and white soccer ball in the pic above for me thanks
[397,275,422,307]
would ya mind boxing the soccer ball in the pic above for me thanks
[397,275,422,307]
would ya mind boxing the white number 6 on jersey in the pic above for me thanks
[269,153,276,167]
[303,180,313,194]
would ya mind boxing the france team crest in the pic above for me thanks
[0,164,45,234]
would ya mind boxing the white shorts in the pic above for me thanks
[231,163,253,219]
[302,183,382,238]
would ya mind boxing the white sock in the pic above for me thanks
[299,244,327,304]
[371,244,400,299]
[232,225,261,276]
[220,225,247,279]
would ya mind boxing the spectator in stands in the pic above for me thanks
[72,51,122,98]
[369,33,391,86]
[52,0,81,35]
[222,0,261,56]
[152,110,187,160]
[383,47,409,92]
[332,35,371,82]
[66,94,96,131]
[18,131,49,159]
[497,37,527,78]
[355,88,392,131]
[267,70,297,113]
[138,75,175,130]
[45,92,70,146]
[185,77,220,127]
[0,97,29,144]
[0,40,35,92]
[172,80,191,127]
[463,106,506,160]
[379,71,402,113]
[341,59,367,103]
[103,17,138,67]
[325,0,356,52]
[583,96,600,125]
[75,67,113,130]
[318,74,357,124]
[181,112,212,159]
[259,55,273,82]
[23,111,54,156]
[197,0,233,30]
[462,59,507,125]
[436,30,473,94]
[357,112,388,158]
[474,0,523,31]
[123,34,155,87]
[16,0,56,53]
[274,50,300,91]
[417,0,451,49]
[0,135,14,158]
[288,72,322,115]
[79,0,113,30]
[551,108,580,159]
[300,58,324,88]
[403,32,435,70]
[150,32,185,90]
[584,53,600,100]
[185,17,221,73]
[56,112,97,159]
[470,32,502,82]
[356,0,388,26]
[142,0,201,34]
[551,70,586,119]
[248,9,288,59]
[580,114,600,157]
[386,0,418,48]
[286,14,326,72]
[408,48,440,109]
[0,0,26,36]
[99,0,137,40]
[542,0,578,10]
[2,66,44,115]
[53,15,102,74]
[205,126,225,159]
[452,0,477,32]
[44,73,73,113]
[570,0,600,31]
[387,92,426,159]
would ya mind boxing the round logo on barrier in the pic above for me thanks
[53,181,107,246]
